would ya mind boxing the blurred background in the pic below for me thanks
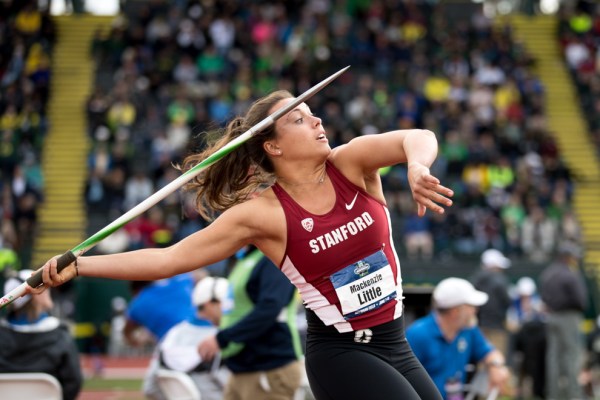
[1,0,599,398]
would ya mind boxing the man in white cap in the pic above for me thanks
[0,269,83,400]
[406,277,510,399]
[156,275,230,400]
[470,248,512,356]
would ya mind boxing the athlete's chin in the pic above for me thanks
[320,145,332,155]
[318,148,331,161]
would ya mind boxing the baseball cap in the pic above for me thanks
[481,249,511,269]
[516,277,537,297]
[557,241,582,258]
[433,277,489,309]
[3,269,34,310]
[192,276,229,307]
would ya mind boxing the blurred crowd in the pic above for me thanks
[0,1,55,278]
[0,1,588,281]
[80,0,581,268]
[557,1,600,155]
[1,0,600,398]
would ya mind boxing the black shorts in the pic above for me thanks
[304,309,442,400]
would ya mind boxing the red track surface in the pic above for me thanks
[80,355,150,378]
[78,355,150,400]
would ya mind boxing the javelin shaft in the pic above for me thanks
[0,66,350,309]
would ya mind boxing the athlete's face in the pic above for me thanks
[267,98,330,159]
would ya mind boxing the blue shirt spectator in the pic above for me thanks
[125,273,195,341]
[406,278,508,399]
[407,313,493,398]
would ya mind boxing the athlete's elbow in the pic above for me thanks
[416,129,437,140]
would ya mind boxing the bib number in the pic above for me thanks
[330,250,396,320]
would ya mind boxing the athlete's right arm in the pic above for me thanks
[35,198,280,289]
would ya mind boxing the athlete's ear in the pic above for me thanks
[264,141,282,156]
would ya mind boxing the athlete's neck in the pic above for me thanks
[276,164,327,187]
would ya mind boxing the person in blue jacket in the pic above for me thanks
[406,277,510,399]
[158,275,230,400]
[124,273,196,400]
[198,246,304,400]
[124,273,196,343]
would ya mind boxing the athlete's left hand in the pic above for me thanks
[407,163,453,217]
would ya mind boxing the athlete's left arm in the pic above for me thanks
[331,130,453,215]
[332,129,436,172]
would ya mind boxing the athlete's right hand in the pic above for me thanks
[407,162,453,217]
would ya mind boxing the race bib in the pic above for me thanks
[330,250,396,319]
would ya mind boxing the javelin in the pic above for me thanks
[0,65,350,309]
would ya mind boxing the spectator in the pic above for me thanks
[558,208,582,245]
[14,2,42,39]
[508,277,546,400]
[470,248,513,356]
[500,192,526,254]
[79,0,576,272]
[158,276,230,400]
[539,241,588,400]
[124,273,196,400]
[582,315,600,398]
[198,247,304,400]
[0,0,54,271]
[123,168,154,211]
[29,0,580,397]
[521,205,558,263]
[507,277,545,330]
[0,269,82,400]
[403,204,434,261]
[406,277,510,399]
[0,238,19,290]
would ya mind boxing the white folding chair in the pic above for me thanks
[156,368,202,400]
[0,372,62,400]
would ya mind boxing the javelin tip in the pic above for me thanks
[270,66,349,120]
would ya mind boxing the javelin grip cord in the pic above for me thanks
[26,251,77,288]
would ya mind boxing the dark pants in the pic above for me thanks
[305,313,441,400]
[515,320,546,399]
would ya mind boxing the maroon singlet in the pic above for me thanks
[272,161,404,332]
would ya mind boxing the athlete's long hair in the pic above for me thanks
[179,90,293,220]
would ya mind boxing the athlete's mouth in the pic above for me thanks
[317,133,326,140]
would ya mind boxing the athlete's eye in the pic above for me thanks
[295,117,304,124]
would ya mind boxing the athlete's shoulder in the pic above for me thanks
[245,186,282,213]
[225,188,286,265]
[227,187,285,234]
